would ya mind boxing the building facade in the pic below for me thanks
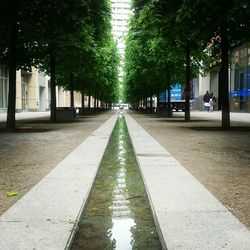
[16,69,51,112]
[0,65,8,110]
[0,67,51,112]
[111,0,131,84]
[191,72,220,111]
[230,45,250,112]
[192,44,250,113]
[111,0,131,57]
[0,66,84,113]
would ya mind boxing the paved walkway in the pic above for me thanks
[0,111,50,122]
[0,113,117,249]
[0,110,249,124]
[0,111,250,249]
[125,113,250,249]
[176,110,250,124]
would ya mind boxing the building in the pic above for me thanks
[0,66,51,112]
[0,65,84,113]
[191,72,220,111]
[230,44,250,112]
[192,44,250,113]
[0,65,8,111]
[18,69,50,112]
[111,0,131,79]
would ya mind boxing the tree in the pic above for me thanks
[54,0,119,111]
[1,0,119,127]
[32,0,94,121]
[124,0,198,117]
[0,0,38,129]
[177,0,250,127]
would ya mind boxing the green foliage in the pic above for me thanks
[0,0,38,70]
[0,0,120,105]
[124,0,250,104]
[124,0,193,103]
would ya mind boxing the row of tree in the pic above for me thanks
[124,0,250,127]
[0,0,120,129]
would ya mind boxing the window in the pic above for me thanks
[0,65,8,109]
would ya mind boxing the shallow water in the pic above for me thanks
[71,116,162,249]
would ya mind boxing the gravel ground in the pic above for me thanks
[0,111,115,216]
[1,109,250,231]
[128,110,250,229]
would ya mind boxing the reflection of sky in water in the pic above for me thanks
[110,118,136,249]
[111,218,135,250]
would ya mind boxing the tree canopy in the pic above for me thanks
[124,0,250,126]
[0,0,120,127]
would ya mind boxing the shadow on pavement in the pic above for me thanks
[157,119,210,123]
[187,126,250,132]
[0,128,52,133]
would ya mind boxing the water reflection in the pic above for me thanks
[71,116,162,250]
[110,124,135,249]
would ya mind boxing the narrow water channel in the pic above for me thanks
[70,115,162,249]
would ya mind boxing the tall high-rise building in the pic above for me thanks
[111,0,131,78]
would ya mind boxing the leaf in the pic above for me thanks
[6,192,18,197]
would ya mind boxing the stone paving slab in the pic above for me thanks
[0,113,118,250]
[124,113,250,250]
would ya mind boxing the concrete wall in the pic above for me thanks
[28,68,39,111]
[16,70,22,111]
[199,74,210,96]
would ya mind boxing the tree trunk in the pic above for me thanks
[166,71,172,118]
[185,42,191,121]
[218,71,222,110]
[220,23,230,128]
[6,23,18,130]
[81,88,85,109]
[50,54,56,122]
[157,92,160,115]
[88,91,91,109]
[94,86,97,109]
[94,96,97,109]
[167,86,172,117]
[97,92,99,108]
[70,73,74,108]
[95,88,99,109]
[80,86,84,115]
[7,24,18,129]
[150,96,153,113]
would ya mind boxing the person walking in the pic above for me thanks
[210,92,216,111]
[203,91,210,111]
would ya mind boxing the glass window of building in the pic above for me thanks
[0,65,8,109]
[230,45,250,112]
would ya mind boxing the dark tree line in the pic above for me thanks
[124,0,250,127]
[0,0,120,129]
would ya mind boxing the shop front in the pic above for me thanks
[230,45,250,112]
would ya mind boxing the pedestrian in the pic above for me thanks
[209,98,213,111]
[210,92,216,111]
[203,91,210,111]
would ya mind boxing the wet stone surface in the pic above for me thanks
[71,116,162,250]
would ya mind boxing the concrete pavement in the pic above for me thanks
[0,111,50,122]
[125,112,250,249]
[0,110,249,124]
[0,110,250,249]
[0,113,117,249]
[176,110,250,124]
